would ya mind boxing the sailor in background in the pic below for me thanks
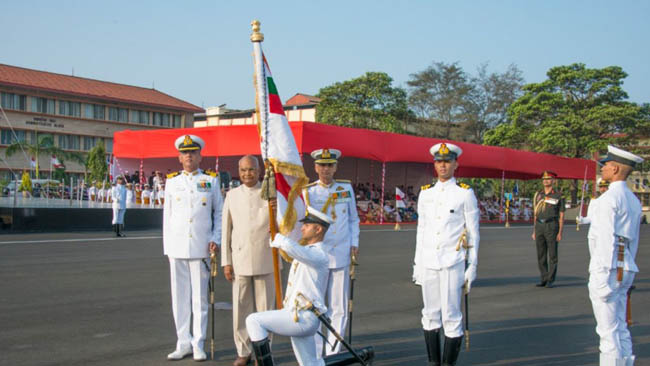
[532,171,565,288]
[413,142,480,366]
[111,175,127,237]
[163,134,223,362]
[586,145,643,366]
[303,148,360,357]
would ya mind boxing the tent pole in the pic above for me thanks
[380,162,386,224]
[499,170,505,223]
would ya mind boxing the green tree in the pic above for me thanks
[484,63,644,202]
[4,132,85,178]
[316,72,412,133]
[464,63,524,143]
[407,62,473,139]
[86,140,107,183]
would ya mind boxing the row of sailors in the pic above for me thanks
[87,183,165,206]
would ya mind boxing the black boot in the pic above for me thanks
[251,338,274,366]
[424,329,441,366]
[118,224,126,237]
[441,336,463,366]
[113,224,119,237]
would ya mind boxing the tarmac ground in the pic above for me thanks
[0,223,648,366]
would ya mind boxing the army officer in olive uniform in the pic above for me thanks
[532,171,565,288]
[163,134,223,362]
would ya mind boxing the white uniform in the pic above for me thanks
[246,234,328,366]
[111,184,127,225]
[303,179,360,355]
[126,189,134,208]
[163,169,223,352]
[156,188,165,205]
[414,177,480,337]
[97,187,106,202]
[142,189,152,206]
[88,186,97,201]
[587,181,641,366]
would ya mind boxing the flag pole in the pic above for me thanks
[251,20,283,310]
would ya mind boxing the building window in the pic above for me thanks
[83,104,105,120]
[31,97,55,114]
[59,100,81,117]
[140,111,149,124]
[0,92,27,111]
[161,113,170,127]
[173,114,181,128]
[643,193,649,206]
[130,110,140,123]
[58,134,80,150]
[153,112,162,126]
[105,138,113,153]
[1,129,27,145]
[108,107,128,122]
[83,136,96,151]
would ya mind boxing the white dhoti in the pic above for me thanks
[111,208,125,225]
[315,266,350,356]
[421,261,465,337]
[168,257,210,350]
[246,308,325,366]
[589,269,636,365]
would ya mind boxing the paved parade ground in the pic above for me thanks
[1,224,648,366]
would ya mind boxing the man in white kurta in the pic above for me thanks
[585,145,643,366]
[246,207,332,366]
[222,155,276,366]
[111,176,127,237]
[163,134,223,362]
[303,148,360,357]
[414,142,480,366]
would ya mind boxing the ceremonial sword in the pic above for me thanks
[347,252,358,345]
[576,166,588,231]
[456,229,471,350]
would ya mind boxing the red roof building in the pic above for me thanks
[0,63,203,179]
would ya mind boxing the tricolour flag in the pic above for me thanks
[396,187,406,208]
[51,155,63,168]
[252,32,307,239]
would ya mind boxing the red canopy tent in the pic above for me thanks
[114,121,597,181]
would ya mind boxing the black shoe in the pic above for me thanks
[424,329,441,366]
[535,281,547,287]
[545,282,554,288]
[251,338,274,366]
[113,224,119,237]
[441,335,463,366]
[117,224,126,237]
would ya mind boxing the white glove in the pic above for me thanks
[412,264,421,286]
[464,264,477,293]
[270,234,285,248]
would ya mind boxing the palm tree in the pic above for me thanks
[5,132,85,179]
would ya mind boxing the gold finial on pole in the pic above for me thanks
[251,20,264,42]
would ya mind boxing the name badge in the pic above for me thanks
[544,197,558,205]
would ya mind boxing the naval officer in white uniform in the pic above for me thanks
[303,148,360,356]
[413,142,480,366]
[163,134,223,362]
[111,175,127,237]
[586,145,643,366]
[246,206,333,366]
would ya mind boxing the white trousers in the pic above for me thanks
[169,257,209,350]
[315,266,350,356]
[246,308,325,366]
[233,273,274,357]
[589,269,635,365]
[421,261,464,338]
[111,208,125,225]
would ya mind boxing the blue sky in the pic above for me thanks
[2,1,649,110]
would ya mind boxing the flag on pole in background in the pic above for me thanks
[395,187,406,208]
[51,155,63,168]
[252,28,307,238]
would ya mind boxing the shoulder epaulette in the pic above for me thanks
[304,181,318,188]
[458,183,470,190]
[421,184,432,191]
[204,169,217,177]
[167,171,180,179]
[335,179,351,184]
